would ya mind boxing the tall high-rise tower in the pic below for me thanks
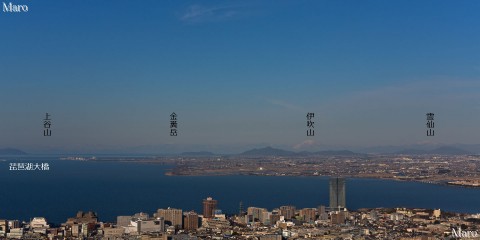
[239,201,244,216]
[329,177,346,209]
[202,197,217,218]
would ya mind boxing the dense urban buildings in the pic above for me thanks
[0,200,479,239]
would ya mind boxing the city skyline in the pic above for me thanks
[0,195,477,239]
[2,1,480,153]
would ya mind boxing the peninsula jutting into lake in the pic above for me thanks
[64,146,480,188]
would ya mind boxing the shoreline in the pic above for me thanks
[53,156,480,189]
[164,171,480,188]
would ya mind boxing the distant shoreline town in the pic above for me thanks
[52,146,480,189]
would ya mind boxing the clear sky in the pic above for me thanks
[1,0,479,153]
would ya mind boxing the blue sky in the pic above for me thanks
[1,0,479,153]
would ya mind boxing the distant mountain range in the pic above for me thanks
[240,147,296,156]
[2,145,477,156]
[180,146,475,157]
[0,148,27,155]
[394,146,472,155]
[238,147,360,157]
[180,151,216,156]
[358,144,480,154]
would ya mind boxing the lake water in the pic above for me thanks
[1,155,479,224]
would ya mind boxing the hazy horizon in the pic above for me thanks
[2,1,480,153]
[2,142,480,155]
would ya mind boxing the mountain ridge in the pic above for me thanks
[0,148,27,155]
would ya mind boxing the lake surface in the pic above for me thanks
[1,155,479,224]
